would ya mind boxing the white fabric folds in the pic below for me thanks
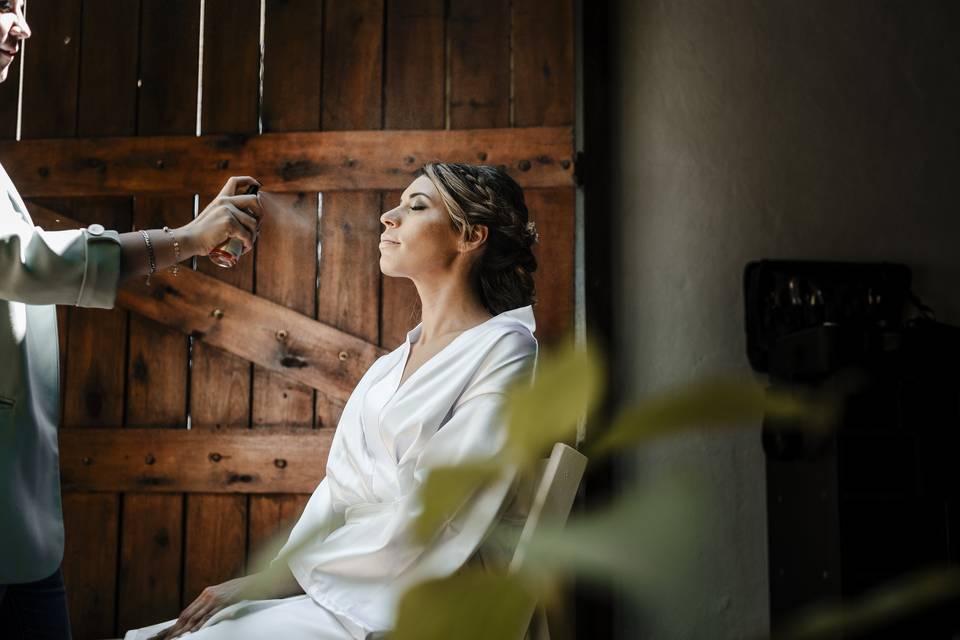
[125,305,538,640]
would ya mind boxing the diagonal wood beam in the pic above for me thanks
[0,126,574,197]
[59,428,332,494]
[29,204,387,403]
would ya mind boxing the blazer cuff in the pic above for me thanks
[76,228,122,309]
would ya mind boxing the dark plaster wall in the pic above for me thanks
[609,1,960,637]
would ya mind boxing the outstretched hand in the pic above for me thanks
[177,176,264,258]
[149,575,252,639]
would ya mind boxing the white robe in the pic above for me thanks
[125,305,538,640]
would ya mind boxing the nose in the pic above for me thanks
[11,15,30,40]
[379,207,399,228]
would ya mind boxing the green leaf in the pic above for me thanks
[775,568,960,639]
[392,570,537,640]
[590,378,815,456]
[512,473,701,604]
[414,462,502,542]
[504,340,604,464]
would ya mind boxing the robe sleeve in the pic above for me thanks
[0,215,121,308]
[283,330,536,630]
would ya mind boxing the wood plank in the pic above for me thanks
[184,0,261,604]
[19,0,82,139]
[0,127,575,196]
[262,0,323,132]
[512,0,575,127]
[120,267,384,402]
[63,4,140,632]
[182,494,247,606]
[119,3,199,632]
[126,198,193,427]
[379,190,421,349]
[28,199,385,402]
[201,0,260,135]
[61,492,118,640]
[527,188,575,344]
[322,0,383,131]
[248,494,310,564]
[253,0,326,559]
[59,428,333,494]
[61,200,131,428]
[77,0,140,137]
[137,0,200,136]
[448,0,511,128]
[384,0,445,130]
[252,193,317,428]
[315,192,382,427]
[116,494,183,633]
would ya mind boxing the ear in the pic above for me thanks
[459,224,488,253]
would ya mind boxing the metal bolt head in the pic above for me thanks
[338,351,349,362]
[276,329,288,341]
[274,458,288,469]
[209,452,222,463]
[212,308,224,320]
[145,454,156,465]
[82,456,93,466]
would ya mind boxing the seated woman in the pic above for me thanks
[127,163,540,640]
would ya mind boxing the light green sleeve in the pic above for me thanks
[0,216,122,309]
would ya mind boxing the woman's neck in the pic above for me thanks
[412,276,492,345]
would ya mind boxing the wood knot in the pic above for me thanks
[518,159,532,171]
[477,152,488,161]
[155,159,165,169]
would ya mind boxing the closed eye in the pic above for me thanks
[410,205,427,211]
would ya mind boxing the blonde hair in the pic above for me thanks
[421,163,538,315]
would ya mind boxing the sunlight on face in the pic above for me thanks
[378,175,463,280]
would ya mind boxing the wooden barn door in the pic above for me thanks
[0,1,575,638]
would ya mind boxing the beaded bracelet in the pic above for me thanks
[140,229,156,286]
[162,226,181,276]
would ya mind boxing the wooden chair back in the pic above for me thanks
[511,443,588,640]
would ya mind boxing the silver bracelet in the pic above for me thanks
[162,226,181,276]
[140,229,156,285]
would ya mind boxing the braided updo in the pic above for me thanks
[421,162,538,315]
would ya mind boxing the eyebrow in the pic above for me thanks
[407,192,432,200]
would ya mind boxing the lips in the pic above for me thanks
[379,237,400,245]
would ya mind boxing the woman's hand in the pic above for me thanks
[150,575,253,639]
[176,176,264,258]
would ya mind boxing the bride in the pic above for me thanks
[127,162,541,640]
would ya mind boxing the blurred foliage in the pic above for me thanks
[392,570,537,640]
[774,568,960,640]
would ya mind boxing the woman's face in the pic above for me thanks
[0,0,29,84]
[379,175,466,279]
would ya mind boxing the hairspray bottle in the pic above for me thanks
[208,183,259,268]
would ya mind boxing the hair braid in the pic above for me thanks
[421,162,538,315]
